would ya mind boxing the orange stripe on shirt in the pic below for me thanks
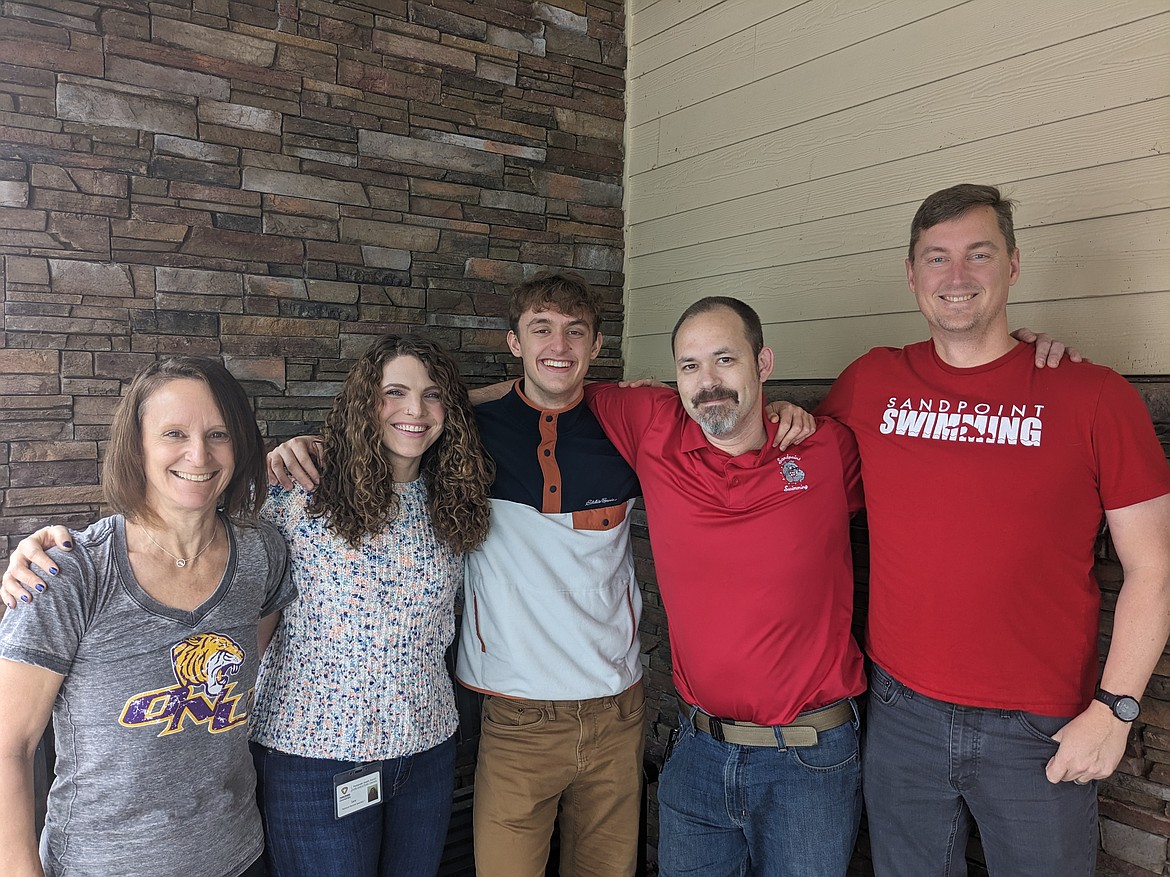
[571,501,627,531]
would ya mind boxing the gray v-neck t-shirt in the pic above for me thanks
[0,514,295,877]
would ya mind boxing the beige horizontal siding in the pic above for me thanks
[630,0,796,75]
[630,0,961,125]
[628,99,1169,258]
[629,13,1167,201]
[624,0,1170,377]
[629,163,1170,292]
[633,2,1166,168]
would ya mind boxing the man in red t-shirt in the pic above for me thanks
[819,183,1170,876]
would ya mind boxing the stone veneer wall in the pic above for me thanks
[637,380,1170,876]
[0,0,627,552]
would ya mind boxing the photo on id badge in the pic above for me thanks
[334,764,382,819]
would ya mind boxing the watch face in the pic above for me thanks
[1116,696,1141,722]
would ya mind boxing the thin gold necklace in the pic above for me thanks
[136,521,219,568]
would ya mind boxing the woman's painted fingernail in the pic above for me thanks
[63,541,73,548]
[49,567,58,575]
[20,595,30,603]
[36,584,45,592]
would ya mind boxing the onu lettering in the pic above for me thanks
[119,631,252,736]
[120,682,253,736]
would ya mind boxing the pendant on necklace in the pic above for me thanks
[175,559,188,568]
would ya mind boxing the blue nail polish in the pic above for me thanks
[21,595,30,602]
[49,567,58,575]
[63,541,73,548]
[36,584,45,592]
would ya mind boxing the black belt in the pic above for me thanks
[682,698,852,747]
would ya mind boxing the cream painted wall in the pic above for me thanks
[623,0,1170,378]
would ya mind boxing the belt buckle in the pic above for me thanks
[707,716,726,742]
[779,726,818,747]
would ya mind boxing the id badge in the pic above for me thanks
[334,764,382,819]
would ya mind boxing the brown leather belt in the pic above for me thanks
[682,698,853,748]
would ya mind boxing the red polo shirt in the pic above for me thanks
[586,384,865,725]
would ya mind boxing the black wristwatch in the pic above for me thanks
[1095,688,1141,722]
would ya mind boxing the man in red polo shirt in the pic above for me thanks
[586,297,865,877]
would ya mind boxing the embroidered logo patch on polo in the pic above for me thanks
[778,455,809,492]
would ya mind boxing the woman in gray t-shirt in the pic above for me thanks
[0,357,296,877]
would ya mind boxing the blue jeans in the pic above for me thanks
[251,737,455,877]
[657,702,861,877]
[864,664,1098,877]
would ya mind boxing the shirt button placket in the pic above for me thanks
[727,463,745,508]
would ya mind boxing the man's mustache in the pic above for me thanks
[691,388,738,406]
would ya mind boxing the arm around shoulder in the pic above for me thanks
[2,526,76,609]
[1010,328,1086,368]
[764,400,817,450]
[469,380,513,406]
[581,381,663,458]
[267,435,324,490]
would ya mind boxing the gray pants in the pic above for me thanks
[863,664,1098,877]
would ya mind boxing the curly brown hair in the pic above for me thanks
[307,335,493,552]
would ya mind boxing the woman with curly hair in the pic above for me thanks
[248,334,493,877]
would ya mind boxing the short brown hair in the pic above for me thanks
[909,183,1017,262]
[104,357,266,524]
[671,296,764,359]
[508,272,604,338]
